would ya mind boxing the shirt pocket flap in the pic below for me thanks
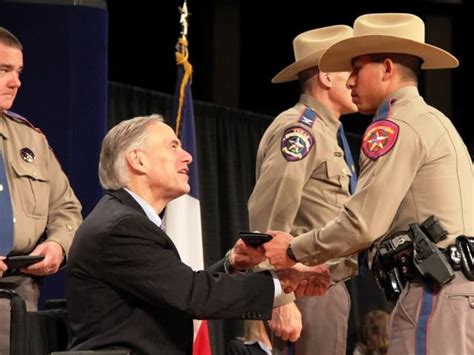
[10,159,50,182]
[326,158,352,178]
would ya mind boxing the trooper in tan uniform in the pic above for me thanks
[247,26,358,354]
[0,27,82,354]
[262,13,474,355]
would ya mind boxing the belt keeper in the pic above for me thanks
[443,245,463,271]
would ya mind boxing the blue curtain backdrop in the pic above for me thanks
[0,0,108,304]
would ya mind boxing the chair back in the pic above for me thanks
[0,288,30,355]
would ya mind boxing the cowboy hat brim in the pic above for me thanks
[319,35,459,72]
[271,49,325,84]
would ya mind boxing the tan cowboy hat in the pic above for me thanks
[272,25,353,84]
[319,13,458,72]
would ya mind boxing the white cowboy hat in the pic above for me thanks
[272,25,353,84]
[319,13,458,72]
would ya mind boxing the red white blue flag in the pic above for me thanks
[163,2,212,354]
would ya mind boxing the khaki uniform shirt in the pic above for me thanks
[292,87,474,264]
[0,111,82,257]
[249,94,357,285]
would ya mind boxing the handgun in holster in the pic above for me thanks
[372,216,454,301]
[371,257,405,302]
[411,223,455,287]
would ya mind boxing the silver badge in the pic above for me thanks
[20,147,35,163]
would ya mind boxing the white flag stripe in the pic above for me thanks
[163,193,204,270]
[164,194,207,345]
[193,319,203,339]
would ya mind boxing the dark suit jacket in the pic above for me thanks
[67,189,274,355]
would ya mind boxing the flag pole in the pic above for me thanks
[175,0,192,136]
[166,3,212,353]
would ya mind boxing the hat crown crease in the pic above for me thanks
[292,26,353,61]
[355,14,425,43]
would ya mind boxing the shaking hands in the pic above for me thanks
[275,263,330,297]
[229,236,330,297]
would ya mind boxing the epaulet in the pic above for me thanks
[3,110,44,135]
[297,106,317,128]
[372,98,397,122]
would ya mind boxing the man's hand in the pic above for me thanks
[229,239,266,271]
[275,263,330,297]
[291,263,331,297]
[269,301,302,342]
[21,241,64,276]
[0,257,7,279]
[262,230,296,269]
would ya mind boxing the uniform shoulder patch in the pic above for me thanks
[362,119,399,160]
[281,126,315,161]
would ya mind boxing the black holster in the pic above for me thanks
[372,216,463,302]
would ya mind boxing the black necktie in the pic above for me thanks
[0,145,14,256]
[337,125,368,275]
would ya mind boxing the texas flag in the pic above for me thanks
[163,22,212,355]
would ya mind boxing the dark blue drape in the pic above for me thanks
[0,1,108,304]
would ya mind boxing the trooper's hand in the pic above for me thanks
[276,263,331,297]
[263,231,296,269]
[21,241,64,276]
[0,257,7,279]
[291,263,331,297]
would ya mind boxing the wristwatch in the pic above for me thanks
[287,243,298,262]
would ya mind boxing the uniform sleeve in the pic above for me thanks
[293,120,425,264]
[327,255,358,283]
[248,123,318,233]
[45,146,82,257]
[249,121,317,305]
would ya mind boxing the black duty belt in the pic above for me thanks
[372,234,474,302]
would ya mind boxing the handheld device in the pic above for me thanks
[4,255,45,270]
[239,232,272,247]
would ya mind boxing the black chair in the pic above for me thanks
[28,299,70,355]
[0,288,30,355]
[1,289,130,355]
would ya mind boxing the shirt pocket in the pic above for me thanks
[11,159,50,219]
[324,158,351,206]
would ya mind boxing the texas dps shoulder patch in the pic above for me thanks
[281,126,314,161]
[362,119,399,160]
